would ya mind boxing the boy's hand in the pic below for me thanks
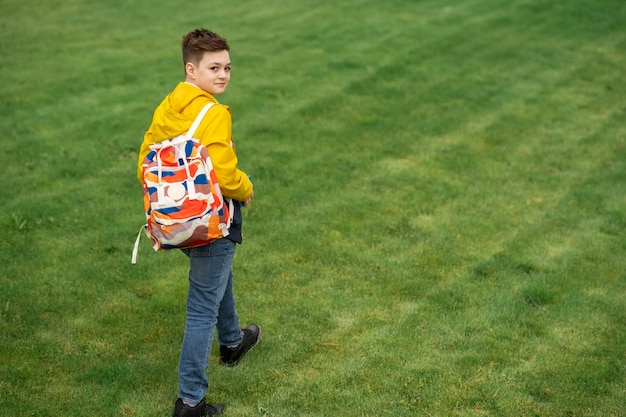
[243,192,254,207]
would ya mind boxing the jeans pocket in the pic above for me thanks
[188,238,234,258]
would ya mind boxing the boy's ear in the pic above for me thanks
[185,62,196,80]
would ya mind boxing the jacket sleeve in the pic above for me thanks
[137,129,154,183]
[197,105,253,202]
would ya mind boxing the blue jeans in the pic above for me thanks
[178,238,244,404]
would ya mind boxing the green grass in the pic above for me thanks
[1,0,625,416]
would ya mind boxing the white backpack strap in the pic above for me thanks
[185,103,215,140]
[131,224,146,264]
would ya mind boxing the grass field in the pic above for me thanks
[1,0,625,416]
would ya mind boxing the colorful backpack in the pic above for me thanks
[131,103,233,264]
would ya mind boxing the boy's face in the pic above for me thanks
[186,50,231,95]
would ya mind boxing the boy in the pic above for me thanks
[137,29,261,417]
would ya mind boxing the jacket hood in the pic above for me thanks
[150,82,217,142]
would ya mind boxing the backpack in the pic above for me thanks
[131,103,233,264]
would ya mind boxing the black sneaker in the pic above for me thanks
[220,324,262,367]
[172,398,224,417]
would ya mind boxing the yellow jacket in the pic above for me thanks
[137,82,253,202]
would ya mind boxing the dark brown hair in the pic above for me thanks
[181,29,230,66]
